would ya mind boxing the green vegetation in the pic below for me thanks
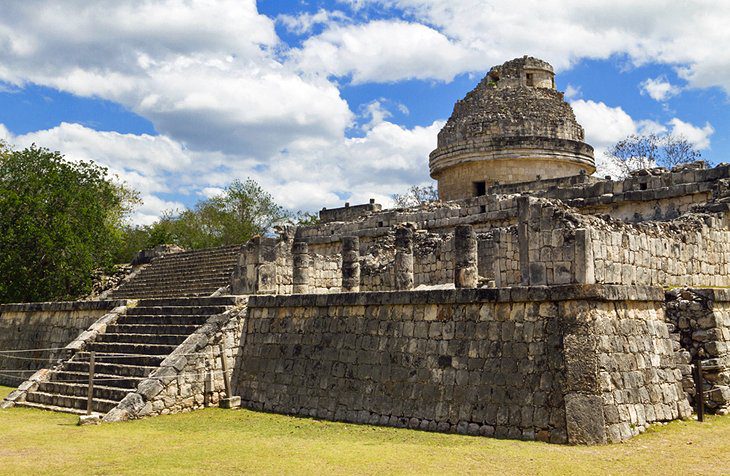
[0,140,311,297]
[116,179,317,263]
[1,387,729,475]
[0,145,138,303]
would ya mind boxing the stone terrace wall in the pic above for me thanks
[0,301,125,386]
[234,285,689,444]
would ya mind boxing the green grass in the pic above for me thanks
[1,385,729,475]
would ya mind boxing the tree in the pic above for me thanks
[605,133,702,177]
[145,178,290,250]
[0,145,139,303]
[392,184,439,208]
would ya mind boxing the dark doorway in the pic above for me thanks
[473,181,486,196]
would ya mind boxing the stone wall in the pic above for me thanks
[319,200,382,223]
[104,298,248,421]
[234,285,689,444]
[0,300,126,386]
[666,288,730,413]
[491,227,520,286]
[309,253,342,293]
[590,216,730,287]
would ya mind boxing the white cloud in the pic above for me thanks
[0,1,353,155]
[332,0,730,94]
[564,84,582,100]
[569,99,713,177]
[278,9,349,35]
[570,100,637,150]
[290,20,476,83]
[668,118,714,150]
[640,76,681,101]
[0,116,441,223]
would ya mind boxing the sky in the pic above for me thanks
[0,0,728,225]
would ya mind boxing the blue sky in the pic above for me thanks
[0,0,727,224]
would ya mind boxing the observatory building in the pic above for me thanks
[429,56,596,201]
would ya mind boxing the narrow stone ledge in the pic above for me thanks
[247,284,664,309]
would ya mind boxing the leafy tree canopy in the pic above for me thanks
[0,144,138,303]
[133,179,291,252]
[604,133,703,177]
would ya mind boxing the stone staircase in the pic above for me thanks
[17,297,239,415]
[109,245,242,299]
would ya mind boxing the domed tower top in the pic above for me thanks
[430,56,595,201]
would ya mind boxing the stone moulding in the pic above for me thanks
[246,284,665,309]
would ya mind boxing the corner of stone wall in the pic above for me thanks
[559,301,607,445]
[103,298,248,422]
[0,303,132,409]
[666,288,730,413]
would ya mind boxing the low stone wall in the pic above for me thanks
[234,285,690,444]
[104,298,248,421]
[0,300,126,386]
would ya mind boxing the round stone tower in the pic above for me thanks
[429,56,595,201]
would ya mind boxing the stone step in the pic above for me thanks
[38,381,133,402]
[74,352,166,367]
[152,251,238,259]
[97,333,191,345]
[50,370,144,389]
[106,323,202,335]
[86,342,178,356]
[64,360,158,378]
[116,314,212,326]
[117,276,232,288]
[24,391,119,414]
[145,258,239,269]
[134,259,238,269]
[114,283,227,295]
[111,291,214,299]
[16,400,101,416]
[137,296,241,307]
[126,305,230,316]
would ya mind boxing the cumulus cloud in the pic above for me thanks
[569,99,713,177]
[278,9,350,35]
[331,0,730,94]
[0,115,441,224]
[571,100,637,150]
[290,20,475,83]
[640,76,682,101]
[668,118,714,150]
[0,1,353,155]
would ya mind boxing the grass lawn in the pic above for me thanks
[1,386,729,475]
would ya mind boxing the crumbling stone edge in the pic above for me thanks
[103,297,248,422]
[0,301,132,409]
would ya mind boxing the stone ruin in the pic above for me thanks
[2,56,730,444]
